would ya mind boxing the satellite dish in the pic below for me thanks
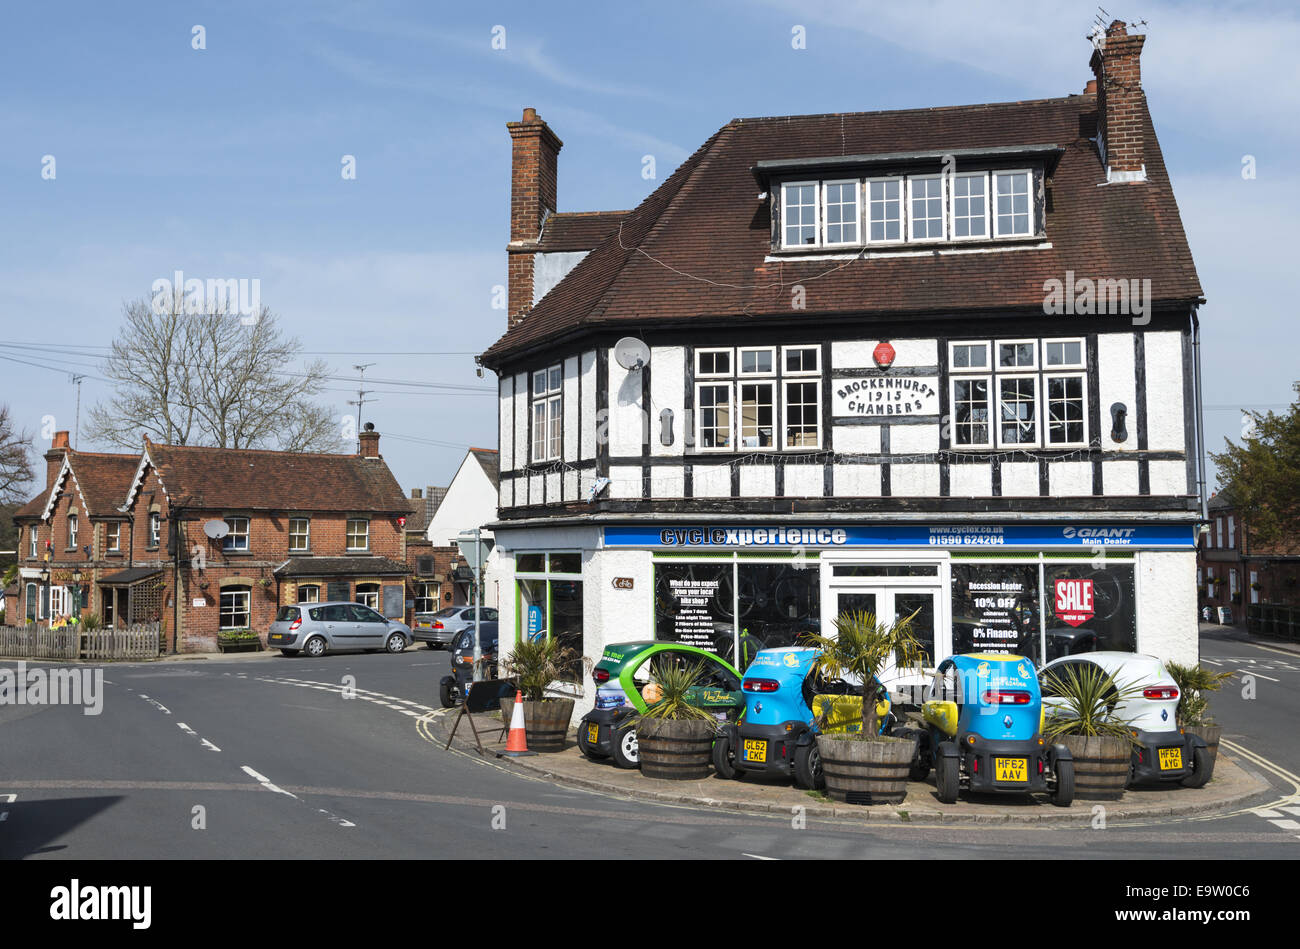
[203,519,230,540]
[614,337,651,371]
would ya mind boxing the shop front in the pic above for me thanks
[495,521,1197,720]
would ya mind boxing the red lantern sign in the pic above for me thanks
[873,341,896,368]
[1054,578,1095,627]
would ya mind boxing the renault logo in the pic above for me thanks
[1004,715,1013,728]
[1161,709,1168,722]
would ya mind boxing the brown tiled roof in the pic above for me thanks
[536,210,630,252]
[144,441,409,513]
[14,488,50,520]
[67,452,139,516]
[275,556,410,578]
[405,497,430,533]
[482,95,1203,366]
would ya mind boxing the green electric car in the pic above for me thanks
[576,641,745,768]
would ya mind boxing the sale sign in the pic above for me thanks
[1054,578,1095,627]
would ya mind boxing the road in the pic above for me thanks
[1,630,1298,860]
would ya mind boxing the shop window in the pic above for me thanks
[517,573,585,679]
[548,552,581,574]
[951,563,1040,661]
[517,553,545,573]
[1045,563,1136,658]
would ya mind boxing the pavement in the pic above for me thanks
[430,703,1270,826]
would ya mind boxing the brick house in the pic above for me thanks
[401,487,460,623]
[11,425,413,652]
[1197,491,1300,626]
[478,22,1208,721]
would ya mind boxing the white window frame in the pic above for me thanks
[355,582,380,611]
[821,178,860,246]
[695,381,734,452]
[992,169,1033,238]
[1228,516,1236,549]
[1213,519,1221,549]
[1043,337,1086,370]
[288,517,311,552]
[67,514,77,550]
[996,374,1041,448]
[531,364,563,463]
[780,180,821,248]
[107,522,121,552]
[220,587,251,630]
[949,340,991,373]
[995,339,1039,371]
[906,174,947,243]
[781,345,821,377]
[296,583,321,603]
[1230,570,1239,598]
[949,375,994,449]
[223,516,250,552]
[415,581,439,613]
[1250,570,1259,605]
[695,348,733,379]
[865,176,905,245]
[738,346,777,377]
[149,512,161,548]
[29,527,37,559]
[346,518,370,552]
[1043,372,1089,448]
[738,380,777,449]
[782,378,822,450]
[949,171,990,241]
[50,585,69,618]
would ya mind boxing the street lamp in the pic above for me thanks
[71,568,83,619]
[38,565,50,625]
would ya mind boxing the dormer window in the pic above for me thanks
[907,175,946,241]
[993,171,1032,237]
[951,173,989,239]
[822,180,859,245]
[867,178,903,242]
[781,182,818,246]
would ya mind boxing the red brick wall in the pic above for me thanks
[1092,21,1146,173]
[506,108,562,329]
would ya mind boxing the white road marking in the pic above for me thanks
[1268,819,1300,830]
[177,722,196,736]
[138,694,171,714]
[1249,671,1279,682]
[241,765,298,799]
[0,792,13,822]
[1280,806,1300,816]
[200,739,221,752]
[742,853,779,860]
[1254,808,1284,818]
[1202,659,1223,665]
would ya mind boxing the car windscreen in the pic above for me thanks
[274,606,300,623]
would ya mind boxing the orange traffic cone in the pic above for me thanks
[499,689,537,757]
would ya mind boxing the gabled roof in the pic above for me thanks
[469,448,499,486]
[535,210,631,252]
[482,94,1203,366]
[136,441,409,513]
[15,450,137,521]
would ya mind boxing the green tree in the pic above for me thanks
[1211,382,1300,546]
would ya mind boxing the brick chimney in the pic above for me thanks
[1090,20,1147,181]
[358,423,380,459]
[506,107,563,328]
[45,430,70,488]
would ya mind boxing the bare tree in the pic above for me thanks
[87,291,340,452]
[0,404,35,507]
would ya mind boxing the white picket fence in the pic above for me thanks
[0,624,161,661]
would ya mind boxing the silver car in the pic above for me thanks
[412,605,499,649]
[268,602,413,657]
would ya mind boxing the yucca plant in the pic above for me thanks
[80,613,103,632]
[1040,663,1143,744]
[633,660,717,723]
[1166,661,1234,727]
[801,609,926,738]
[503,635,577,702]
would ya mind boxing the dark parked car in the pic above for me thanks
[439,622,500,707]
[268,602,413,657]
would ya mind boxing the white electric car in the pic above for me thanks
[1038,652,1212,789]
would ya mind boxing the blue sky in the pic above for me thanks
[2,0,1296,495]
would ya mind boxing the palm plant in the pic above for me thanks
[1040,663,1143,744]
[1166,661,1234,727]
[634,660,716,723]
[503,635,577,702]
[80,613,103,632]
[801,609,926,738]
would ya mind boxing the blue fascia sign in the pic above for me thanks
[604,523,1196,549]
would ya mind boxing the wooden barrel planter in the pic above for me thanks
[1184,725,1222,767]
[816,734,914,805]
[1060,735,1130,800]
[499,697,574,752]
[637,719,715,780]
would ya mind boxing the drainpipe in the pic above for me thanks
[1192,304,1208,521]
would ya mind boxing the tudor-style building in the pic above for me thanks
[12,425,414,652]
[479,22,1206,717]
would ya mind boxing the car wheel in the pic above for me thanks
[576,720,601,759]
[909,757,932,783]
[279,649,299,657]
[304,636,326,658]
[712,731,738,779]
[1051,758,1075,806]
[1181,744,1213,789]
[439,676,456,709]
[935,746,960,804]
[385,633,406,654]
[793,741,824,790]
[610,726,639,769]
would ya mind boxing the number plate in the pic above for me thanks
[1158,747,1183,771]
[587,723,599,744]
[269,633,282,641]
[742,739,767,763]
[994,757,1028,782]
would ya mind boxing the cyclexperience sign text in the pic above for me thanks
[603,524,1197,549]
